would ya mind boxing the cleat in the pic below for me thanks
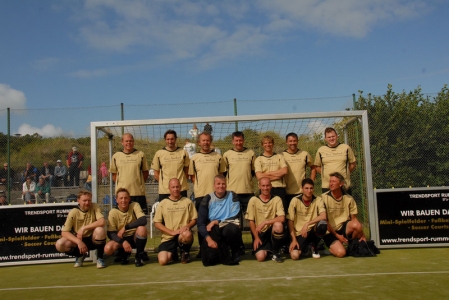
[135,255,144,267]
[312,246,320,259]
[231,251,240,265]
[239,245,246,256]
[272,253,284,263]
[121,254,130,265]
[114,248,125,263]
[181,252,190,264]
[74,255,86,267]
[96,258,106,269]
[141,252,150,262]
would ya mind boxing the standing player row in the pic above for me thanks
[109,128,356,216]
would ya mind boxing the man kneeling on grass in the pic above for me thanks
[246,177,285,263]
[322,172,366,258]
[288,178,327,260]
[55,190,107,269]
[197,175,243,266]
[104,188,148,267]
[154,178,197,265]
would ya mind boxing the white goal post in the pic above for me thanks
[90,111,375,243]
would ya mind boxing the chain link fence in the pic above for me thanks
[1,88,447,246]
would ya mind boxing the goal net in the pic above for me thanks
[91,111,373,249]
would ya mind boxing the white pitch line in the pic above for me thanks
[1,270,449,292]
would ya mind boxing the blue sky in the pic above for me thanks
[0,0,448,137]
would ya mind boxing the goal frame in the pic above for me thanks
[90,111,375,238]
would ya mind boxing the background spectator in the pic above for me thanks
[40,162,54,187]
[189,124,199,139]
[22,162,39,184]
[99,162,108,185]
[67,146,84,186]
[22,176,36,203]
[54,159,67,186]
[36,176,51,203]
[204,122,213,135]
[0,163,15,190]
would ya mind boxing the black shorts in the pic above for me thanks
[323,221,349,248]
[121,235,137,249]
[254,227,274,253]
[66,235,96,257]
[158,191,187,202]
[294,230,321,254]
[158,235,180,255]
[130,195,148,214]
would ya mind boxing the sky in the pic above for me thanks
[0,0,448,137]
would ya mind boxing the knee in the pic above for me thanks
[330,246,346,258]
[255,251,267,262]
[180,230,193,244]
[290,250,300,260]
[104,242,116,255]
[136,226,147,236]
[93,227,106,238]
[55,239,66,252]
[333,250,346,258]
[272,222,283,233]
[351,221,364,237]
[158,253,170,266]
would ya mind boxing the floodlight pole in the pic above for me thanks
[7,108,11,203]
[234,98,238,131]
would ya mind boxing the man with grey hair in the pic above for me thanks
[54,159,67,186]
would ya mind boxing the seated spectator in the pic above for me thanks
[54,160,67,186]
[22,162,39,184]
[84,165,92,191]
[22,176,36,203]
[40,162,54,187]
[0,163,15,190]
[36,176,51,203]
[0,194,7,205]
[148,169,155,183]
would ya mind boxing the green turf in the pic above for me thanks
[1,248,448,299]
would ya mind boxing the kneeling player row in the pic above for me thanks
[55,172,365,268]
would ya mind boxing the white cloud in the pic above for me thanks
[258,0,430,38]
[17,124,64,138]
[0,84,27,110]
[69,0,431,74]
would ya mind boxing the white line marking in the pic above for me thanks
[1,270,449,291]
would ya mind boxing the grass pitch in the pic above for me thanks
[0,247,448,299]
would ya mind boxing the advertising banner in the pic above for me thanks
[0,203,78,266]
[374,187,449,248]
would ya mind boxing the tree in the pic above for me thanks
[355,84,449,188]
